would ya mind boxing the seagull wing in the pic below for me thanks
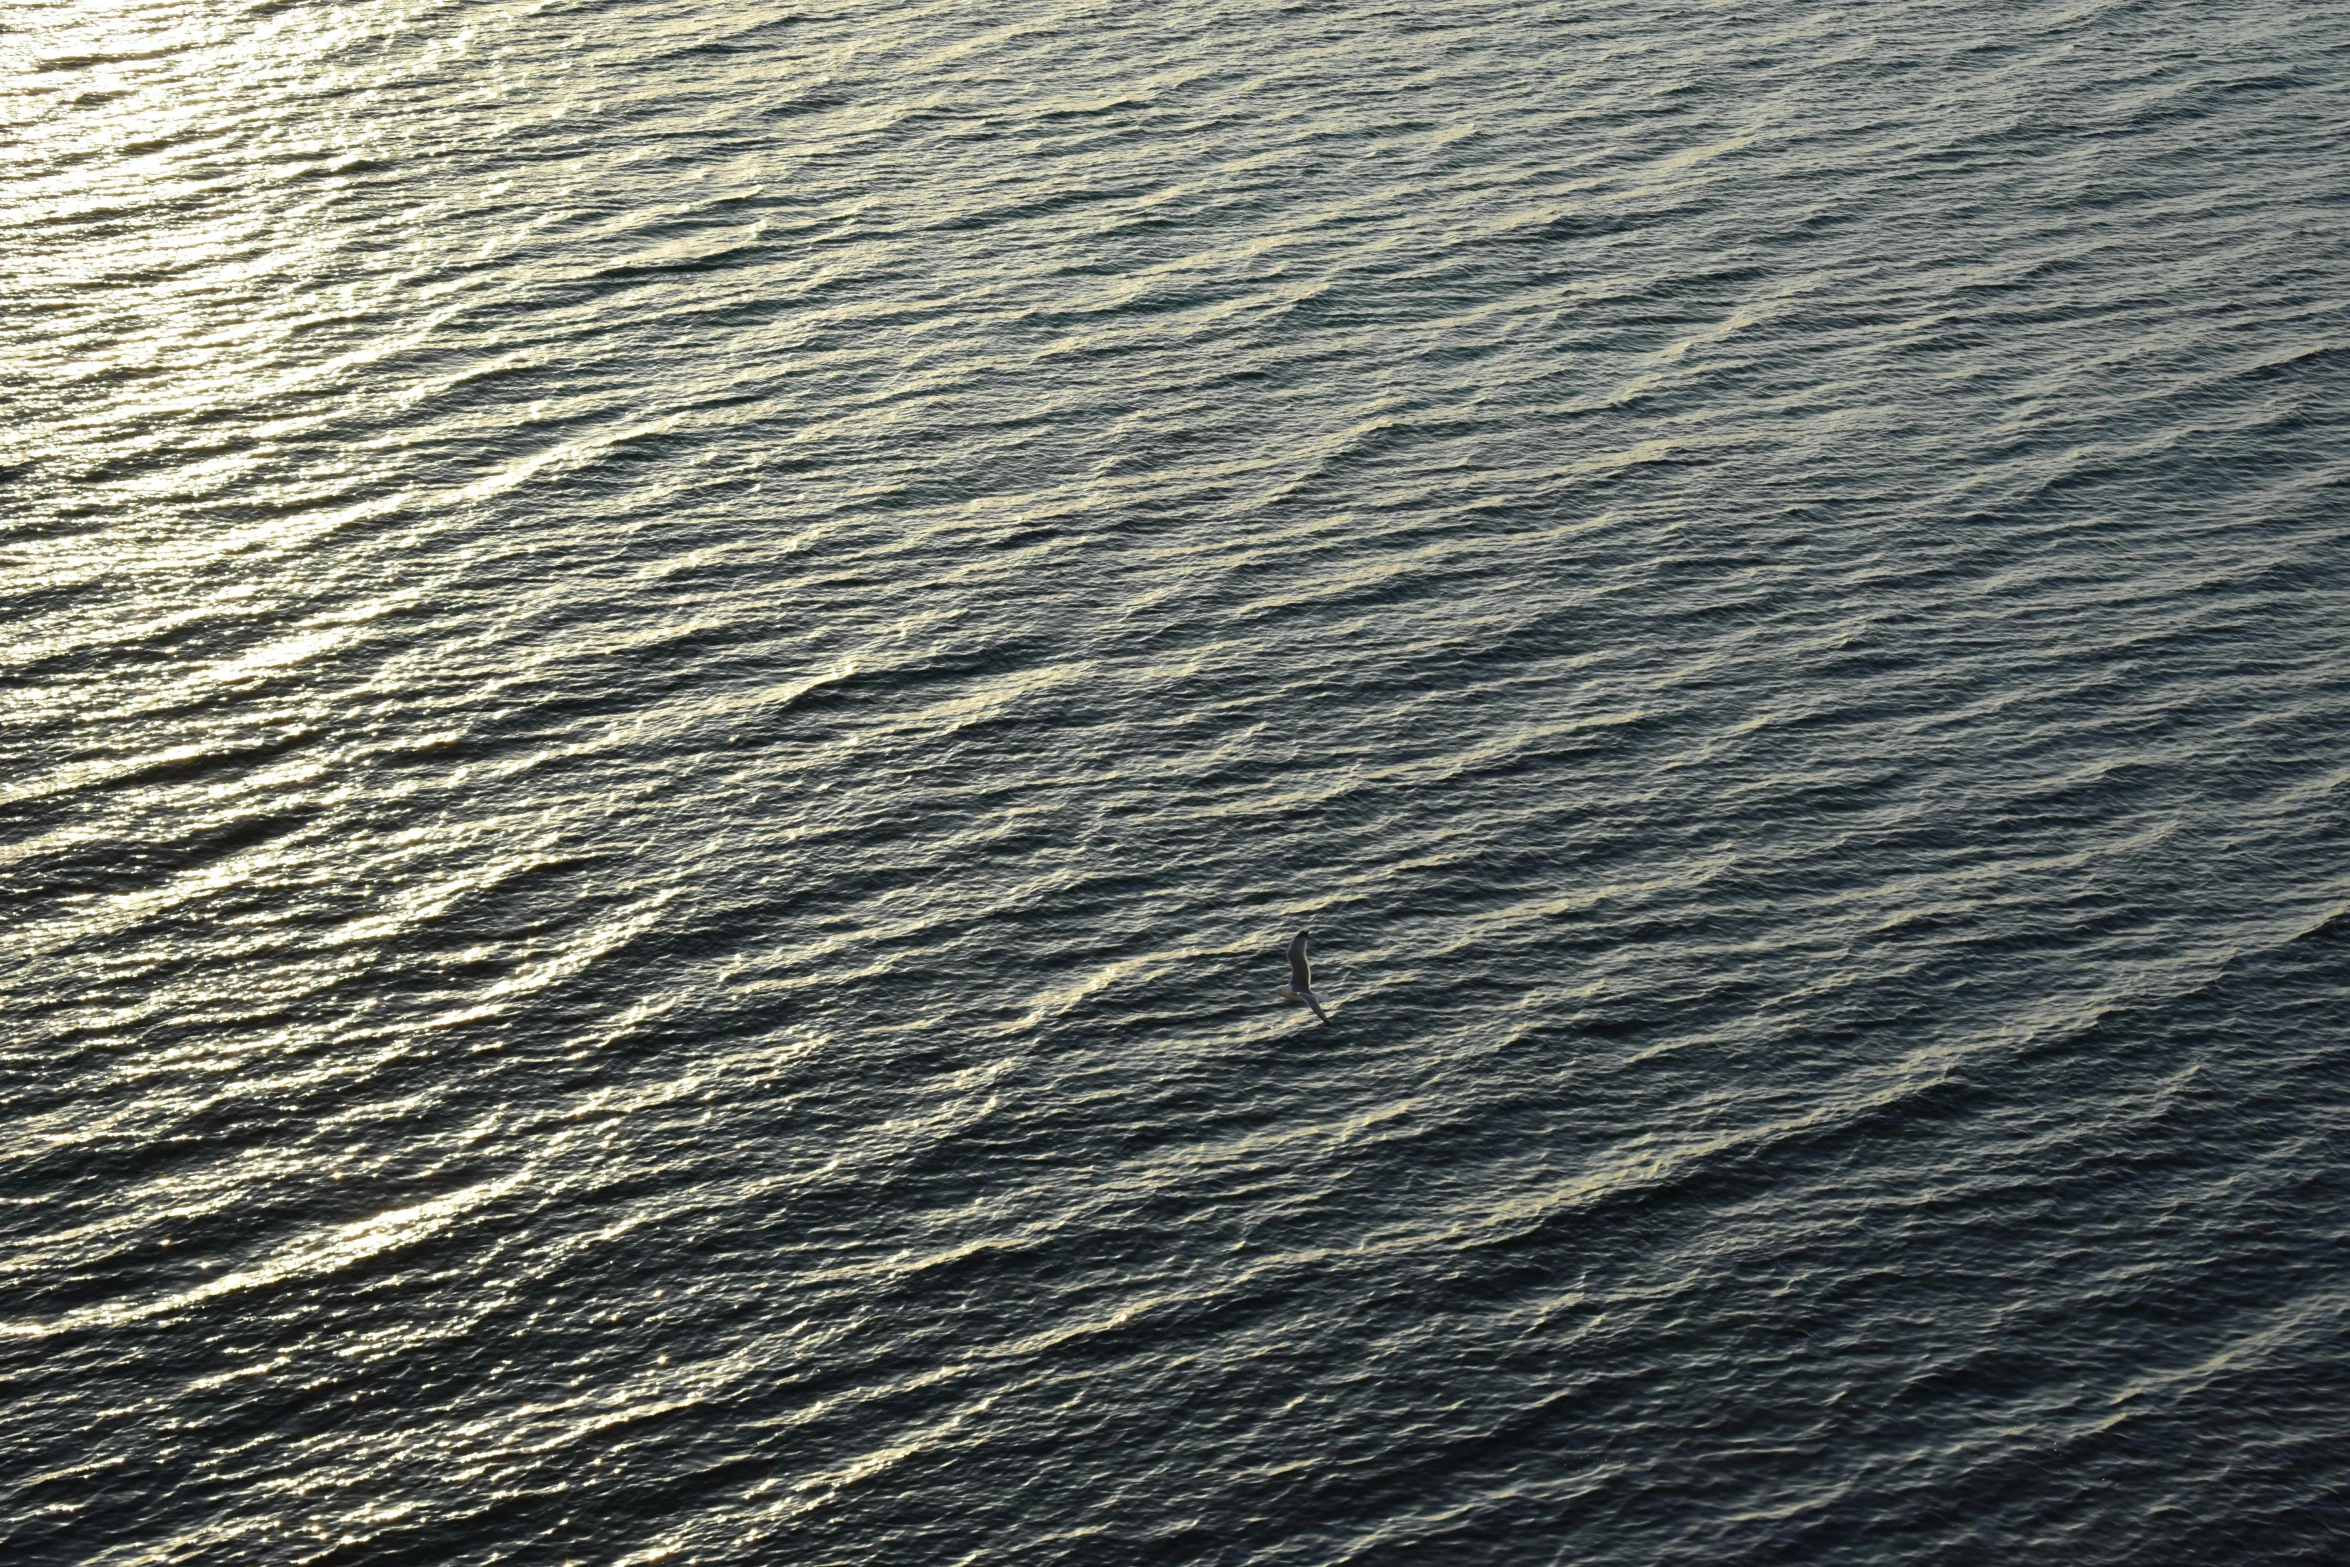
[1288,930,1312,992]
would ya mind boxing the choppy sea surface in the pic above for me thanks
[7,0,2350,1561]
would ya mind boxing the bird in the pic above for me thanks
[1276,930,1330,1023]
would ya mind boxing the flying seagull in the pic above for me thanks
[1277,930,1330,1023]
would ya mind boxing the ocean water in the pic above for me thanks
[6,0,2349,1561]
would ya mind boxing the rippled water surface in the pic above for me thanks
[7,0,2350,1561]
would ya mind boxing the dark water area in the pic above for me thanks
[6,0,2349,1561]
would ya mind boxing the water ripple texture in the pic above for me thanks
[5,0,2348,1562]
